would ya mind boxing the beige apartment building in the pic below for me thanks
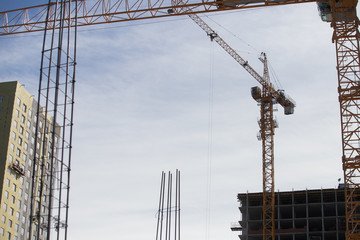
[0,81,58,240]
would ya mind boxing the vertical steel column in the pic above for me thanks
[330,2,360,239]
[28,0,77,239]
[156,172,166,240]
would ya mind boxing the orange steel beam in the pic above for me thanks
[260,54,275,240]
[323,0,360,238]
[332,13,360,240]
[0,0,317,35]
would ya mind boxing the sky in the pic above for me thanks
[0,1,354,240]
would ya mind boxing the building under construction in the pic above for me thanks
[232,187,347,240]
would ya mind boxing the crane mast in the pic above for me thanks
[259,53,275,240]
[318,0,360,238]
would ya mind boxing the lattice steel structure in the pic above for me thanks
[0,0,318,36]
[259,54,275,240]
[28,1,78,240]
[333,12,360,240]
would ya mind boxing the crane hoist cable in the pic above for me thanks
[205,39,215,240]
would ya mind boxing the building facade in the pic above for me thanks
[233,188,346,240]
[0,81,58,240]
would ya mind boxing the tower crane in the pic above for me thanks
[1,0,360,239]
[174,9,295,239]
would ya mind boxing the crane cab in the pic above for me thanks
[251,86,262,102]
[317,0,358,22]
[317,1,333,22]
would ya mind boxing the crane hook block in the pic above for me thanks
[208,32,218,41]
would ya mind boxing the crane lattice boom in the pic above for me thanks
[0,0,317,35]
[182,11,295,115]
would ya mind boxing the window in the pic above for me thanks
[9,207,13,216]
[22,153,27,161]
[28,109,32,117]
[26,120,30,128]
[8,155,13,163]
[10,143,14,152]
[11,195,15,204]
[19,126,24,134]
[15,224,18,232]
[4,191,8,199]
[6,179,10,187]
[12,183,16,192]
[20,115,25,123]
[11,131,16,140]
[25,131,29,140]
[15,109,19,118]
[16,148,21,157]
[8,219,12,228]
[18,137,22,146]
[24,142,28,151]
[7,232,10,240]
[13,120,17,129]
[16,212,19,220]
[3,203,7,211]
[19,188,22,196]
[39,121,43,128]
[17,200,21,208]
[0,227,3,236]
[1,216,5,223]
[22,104,26,113]
[16,98,20,106]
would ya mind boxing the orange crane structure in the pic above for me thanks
[0,0,359,239]
[179,10,295,239]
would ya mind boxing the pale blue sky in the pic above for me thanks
[0,1,351,240]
